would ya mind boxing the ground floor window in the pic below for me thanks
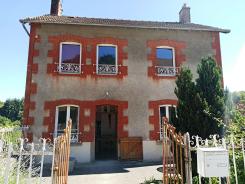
[55,105,79,142]
[159,105,176,139]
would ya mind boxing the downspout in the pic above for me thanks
[21,22,30,37]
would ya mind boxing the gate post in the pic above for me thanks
[184,132,192,184]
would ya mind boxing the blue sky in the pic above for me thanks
[0,0,244,101]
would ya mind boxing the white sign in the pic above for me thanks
[197,147,229,177]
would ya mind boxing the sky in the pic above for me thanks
[0,0,244,101]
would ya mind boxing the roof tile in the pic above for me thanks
[20,15,230,33]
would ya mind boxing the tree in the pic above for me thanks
[0,101,3,108]
[174,67,199,135]
[0,115,20,127]
[0,98,24,122]
[174,57,225,138]
[195,57,225,137]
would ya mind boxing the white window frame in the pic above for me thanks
[155,46,176,76]
[54,105,79,139]
[96,44,118,75]
[159,104,176,139]
[59,42,82,74]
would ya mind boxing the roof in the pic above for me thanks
[20,15,230,33]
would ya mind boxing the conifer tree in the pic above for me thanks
[174,67,199,136]
[196,57,224,137]
[174,57,225,138]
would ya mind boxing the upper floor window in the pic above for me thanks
[55,105,79,143]
[155,47,177,76]
[159,105,176,139]
[96,45,118,75]
[59,42,81,74]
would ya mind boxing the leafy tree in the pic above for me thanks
[0,98,24,122]
[0,115,20,127]
[226,105,245,183]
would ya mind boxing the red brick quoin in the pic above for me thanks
[149,99,177,140]
[23,23,41,141]
[47,35,128,79]
[147,39,186,80]
[212,32,222,68]
[43,99,128,142]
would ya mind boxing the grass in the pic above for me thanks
[142,176,163,184]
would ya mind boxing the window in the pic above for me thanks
[55,105,79,142]
[59,43,81,74]
[155,47,177,76]
[96,45,117,75]
[159,105,176,139]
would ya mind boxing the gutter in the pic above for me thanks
[21,22,30,37]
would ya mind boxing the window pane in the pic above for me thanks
[160,106,167,124]
[57,106,67,133]
[61,44,80,64]
[98,46,116,65]
[169,106,176,124]
[70,106,79,133]
[156,48,173,66]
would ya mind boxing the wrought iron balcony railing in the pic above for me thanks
[97,64,117,75]
[57,63,81,74]
[54,130,81,143]
[155,66,180,76]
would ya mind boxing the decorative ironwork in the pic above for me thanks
[97,64,117,75]
[57,130,80,143]
[155,66,179,76]
[57,63,81,74]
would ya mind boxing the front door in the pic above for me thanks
[95,105,118,160]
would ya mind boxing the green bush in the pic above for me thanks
[143,176,162,184]
[0,115,20,127]
[192,176,219,184]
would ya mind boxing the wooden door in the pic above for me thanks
[119,137,143,160]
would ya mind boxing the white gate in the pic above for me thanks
[0,127,54,184]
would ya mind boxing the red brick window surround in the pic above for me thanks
[48,35,87,77]
[90,38,128,79]
[48,35,128,79]
[147,39,186,80]
[149,99,177,140]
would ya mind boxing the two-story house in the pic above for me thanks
[20,0,229,163]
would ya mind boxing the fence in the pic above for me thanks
[190,135,245,184]
[162,117,192,184]
[162,118,245,184]
[0,122,72,184]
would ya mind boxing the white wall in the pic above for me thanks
[143,140,162,162]
[70,142,92,163]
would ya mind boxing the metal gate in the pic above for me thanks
[162,117,192,184]
[51,120,72,184]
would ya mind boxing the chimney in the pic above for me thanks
[50,0,62,16]
[179,3,191,23]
